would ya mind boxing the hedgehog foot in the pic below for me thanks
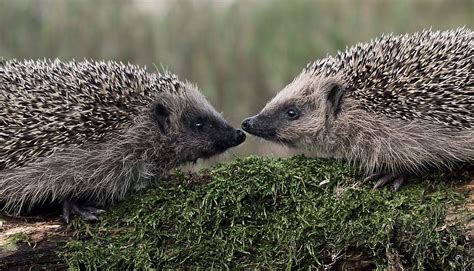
[365,173,406,191]
[62,200,105,223]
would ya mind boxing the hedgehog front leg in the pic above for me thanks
[62,200,105,223]
[365,173,406,191]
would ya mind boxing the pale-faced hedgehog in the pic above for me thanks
[0,59,246,222]
[242,28,473,190]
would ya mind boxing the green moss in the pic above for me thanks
[8,232,32,245]
[63,156,472,270]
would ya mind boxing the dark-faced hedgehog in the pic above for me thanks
[0,59,246,222]
[242,28,473,190]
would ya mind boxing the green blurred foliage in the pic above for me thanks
[0,0,472,157]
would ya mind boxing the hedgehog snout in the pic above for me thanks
[241,115,277,139]
[211,127,246,155]
[222,127,246,147]
[241,117,252,131]
[235,129,246,144]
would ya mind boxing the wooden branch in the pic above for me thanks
[0,216,67,270]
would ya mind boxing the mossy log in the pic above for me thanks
[1,156,472,270]
[0,216,67,270]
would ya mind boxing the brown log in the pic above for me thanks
[0,216,67,270]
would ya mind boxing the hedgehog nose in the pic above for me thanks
[235,129,246,143]
[241,118,252,131]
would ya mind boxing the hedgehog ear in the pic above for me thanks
[325,83,344,118]
[153,103,170,133]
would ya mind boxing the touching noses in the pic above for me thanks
[241,117,253,131]
[235,129,246,143]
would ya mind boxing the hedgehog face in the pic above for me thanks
[150,83,245,164]
[181,111,246,162]
[242,72,345,148]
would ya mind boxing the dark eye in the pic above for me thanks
[285,107,299,120]
[195,122,204,130]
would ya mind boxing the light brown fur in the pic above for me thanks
[259,72,473,174]
[243,29,473,180]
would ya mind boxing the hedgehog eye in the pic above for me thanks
[195,122,204,130]
[285,107,299,120]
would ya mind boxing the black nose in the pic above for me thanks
[241,118,252,131]
[235,129,246,143]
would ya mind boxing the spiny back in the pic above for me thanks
[305,28,473,129]
[0,59,182,170]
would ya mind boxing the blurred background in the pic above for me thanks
[0,0,472,165]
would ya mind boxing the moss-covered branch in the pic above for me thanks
[63,156,472,270]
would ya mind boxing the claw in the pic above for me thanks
[392,176,406,191]
[62,200,72,224]
[62,200,104,223]
[364,173,383,182]
[373,173,397,189]
[83,206,106,215]
[370,173,407,190]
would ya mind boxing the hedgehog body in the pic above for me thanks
[242,28,473,188]
[0,59,245,220]
[304,28,473,129]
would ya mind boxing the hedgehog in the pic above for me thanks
[0,59,246,222]
[242,28,473,190]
